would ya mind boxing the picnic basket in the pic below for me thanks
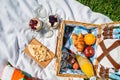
[56,20,120,78]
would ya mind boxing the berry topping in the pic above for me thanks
[49,15,58,27]
[29,19,38,30]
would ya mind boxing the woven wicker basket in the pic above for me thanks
[56,20,120,78]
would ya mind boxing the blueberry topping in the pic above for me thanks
[49,15,58,27]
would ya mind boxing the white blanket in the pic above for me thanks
[0,0,112,79]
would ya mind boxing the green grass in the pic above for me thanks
[77,0,120,21]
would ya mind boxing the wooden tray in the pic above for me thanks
[24,38,54,68]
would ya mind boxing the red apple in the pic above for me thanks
[84,46,94,57]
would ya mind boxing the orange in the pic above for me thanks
[84,33,96,45]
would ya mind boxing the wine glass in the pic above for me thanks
[29,18,43,38]
[34,5,54,38]
[47,14,60,29]
[34,5,47,20]
[45,14,60,38]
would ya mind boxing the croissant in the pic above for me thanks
[72,33,84,52]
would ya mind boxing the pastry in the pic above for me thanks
[72,33,84,52]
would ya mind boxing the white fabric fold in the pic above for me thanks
[0,0,112,79]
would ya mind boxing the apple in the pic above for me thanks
[84,46,94,57]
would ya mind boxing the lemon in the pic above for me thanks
[84,34,96,45]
